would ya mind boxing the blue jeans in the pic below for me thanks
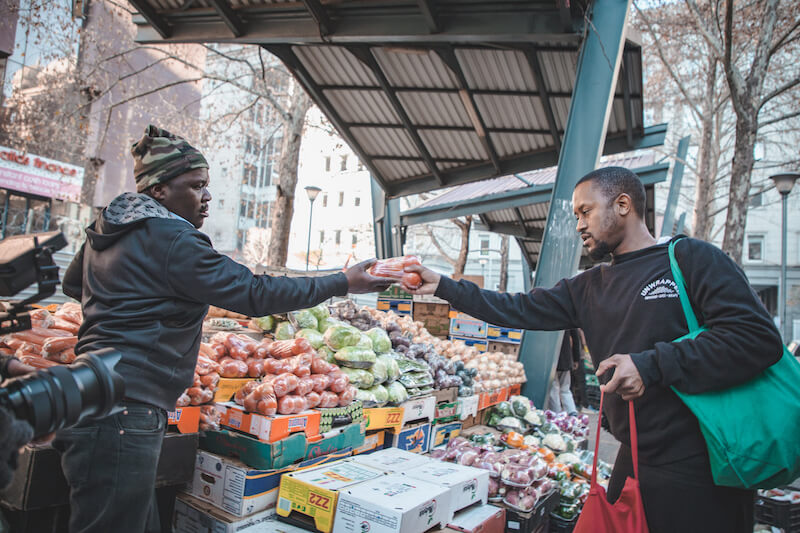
[53,401,167,533]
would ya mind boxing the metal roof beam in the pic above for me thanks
[347,45,445,185]
[300,0,332,36]
[556,0,573,32]
[319,84,642,100]
[128,0,171,39]
[622,52,634,147]
[372,155,481,164]
[350,122,554,135]
[513,207,531,236]
[264,44,392,192]
[524,47,561,151]
[208,0,244,38]
[417,0,440,33]
[435,46,501,173]
[133,9,581,45]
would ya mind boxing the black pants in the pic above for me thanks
[53,401,167,533]
[607,445,753,533]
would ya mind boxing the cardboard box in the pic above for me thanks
[431,421,462,448]
[199,422,363,471]
[478,388,509,410]
[413,300,451,338]
[405,462,489,524]
[276,459,385,533]
[460,414,479,430]
[449,311,487,339]
[213,377,254,402]
[185,450,287,517]
[217,402,321,443]
[487,341,521,357]
[504,489,559,533]
[459,395,480,421]
[433,387,459,404]
[350,447,434,473]
[352,430,387,455]
[363,406,404,430]
[434,401,460,423]
[173,493,278,533]
[317,401,363,433]
[446,504,506,533]
[333,474,450,533]
[388,421,431,454]
[376,298,413,316]
[400,395,436,425]
[168,406,201,434]
[449,335,489,352]
[485,326,522,345]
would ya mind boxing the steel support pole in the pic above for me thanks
[306,199,315,271]
[780,193,788,341]
[370,177,401,258]
[661,136,690,238]
[519,0,633,408]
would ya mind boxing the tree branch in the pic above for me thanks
[423,225,457,266]
[758,77,800,110]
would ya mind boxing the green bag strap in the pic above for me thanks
[668,238,701,332]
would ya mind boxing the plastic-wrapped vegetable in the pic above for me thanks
[250,315,275,332]
[318,317,343,334]
[542,433,567,453]
[395,357,429,374]
[510,395,532,418]
[355,334,374,350]
[338,385,357,406]
[368,255,422,288]
[274,321,296,340]
[308,303,330,323]
[369,357,388,384]
[494,401,513,418]
[398,371,433,389]
[386,381,409,404]
[327,370,350,393]
[295,328,324,350]
[524,411,543,426]
[278,394,307,415]
[365,328,392,354]
[339,367,374,389]
[318,391,339,408]
[318,346,337,365]
[366,384,389,404]
[290,309,318,330]
[377,355,400,383]
[355,387,381,407]
[333,346,376,369]
[496,416,525,433]
[323,325,362,350]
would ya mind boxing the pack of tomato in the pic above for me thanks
[231,337,357,416]
[368,255,423,289]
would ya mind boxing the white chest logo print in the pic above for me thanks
[640,278,679,300]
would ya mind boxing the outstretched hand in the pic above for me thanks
[400,264,441,295]
[344,259,392,294]
[596,354,645,401]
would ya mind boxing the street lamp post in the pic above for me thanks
[304,186,322,271]
[769,173,798,341]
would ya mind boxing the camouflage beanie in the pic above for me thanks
[131,125,209,192]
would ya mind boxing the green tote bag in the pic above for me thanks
[668,238,800,489]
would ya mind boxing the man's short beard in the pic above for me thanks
[589,240,613,261]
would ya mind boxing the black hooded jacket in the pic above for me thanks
[63,192,348,411]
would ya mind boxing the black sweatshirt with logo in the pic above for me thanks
[436,236,783,465]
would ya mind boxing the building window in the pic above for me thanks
[325,156,331,172]
[480,238,490,256]
[239,199,247,217]
[747,235,764,262]
[247,200,254,218]
[340,155,348,171]
[749,192,763,208]
[351,234,358,246]
[357,160,365,171]
[335,230,341,245]
[236,230,245,250]
[354,197,361,207]
[322,194,328,208]
[338,192,344,207]
[319,230,325,244]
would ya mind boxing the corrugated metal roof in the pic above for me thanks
[131,0,652,198]
[416,152,656,209]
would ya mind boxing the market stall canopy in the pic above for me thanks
[129,0,665,198]
[400,152,669,269]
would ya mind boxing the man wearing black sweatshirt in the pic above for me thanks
[403,166,783,533]
[57,125,389,533]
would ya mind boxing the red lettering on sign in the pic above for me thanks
[387,412,401,424]
[308,492,330,510]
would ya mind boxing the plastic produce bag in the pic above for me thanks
[377,354,400,383]
[295,328,324,350]
[340,366,374,389]
[333,346,377,369]
[386,381,409,404]
[323,325,362,350]
[290,309,318,330]
[274,321,296,340]
[365,328,392,354]
[308,303,330,323]
[369,357,388,384]
[356,334,374,350]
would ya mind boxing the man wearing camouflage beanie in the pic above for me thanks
[56,125,389,533]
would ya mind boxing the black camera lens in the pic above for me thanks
[0,348,125,437]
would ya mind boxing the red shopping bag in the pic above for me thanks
[573,391,649,533]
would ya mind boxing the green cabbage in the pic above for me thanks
[296,328,324,349]
[291,309,318,330]
[334,346,377,369]
[318,317,344,333]
[323,325,362,350]
[377,355,400,383]
[365,328,392,354]
[386,381,409,404]
[356,334,374,350]
[308,303,330,323]
[340,367,374,388]
[250,315,275,332]
[274,321,296,340]
[369,357,388,384]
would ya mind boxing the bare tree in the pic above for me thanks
[422,217,473,277]
[684,0,800,261]
[498,234,510,292]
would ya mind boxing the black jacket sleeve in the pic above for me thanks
[164,229,349,316]
[434,275,580,331]
[62,242,84,301]
[630,238,783,394]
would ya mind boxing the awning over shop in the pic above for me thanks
[129,0,664,198]
[400,152,669,269]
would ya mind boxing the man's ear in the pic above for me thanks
[615,193,632,216]
[147,183,167,202]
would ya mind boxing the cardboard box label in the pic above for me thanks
[350,448,433,473]
[352,430,386,456]
[213,378,253,402]
[389,422,431,454]
[435,401,460,421]
[218,402,321,443]
[431,422,462,448]
[478,387,509,410]
[459,395,480,421]
[364,407,404,430]
[449,335,489,352]
[168,406,200,434]
[400,395,435,425]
